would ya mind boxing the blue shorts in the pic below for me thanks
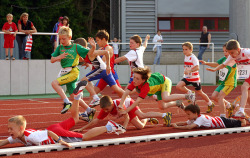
[87,69,116,87]
[113,70,119,80]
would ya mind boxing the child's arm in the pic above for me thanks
[206,64,226,72]
[2,29,11,34]
[184,65,199,75]
[171,122,198,129]
[47,130,72,147]
[118,89,130,110]
[51,52,69,63]
[142,34,150,48]
[200,60,219,67]
[0,139,10,147]
[87,37,96,59]
[122,113,130,129]
[73,118,100,132]
[120,97,143,115]
[114,56,127,64]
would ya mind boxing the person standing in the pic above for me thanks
[198,26,211,61]
[153,30,163,65]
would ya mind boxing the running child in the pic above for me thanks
[200,43,237,117]
[118,66,195,117]
[115,34,150,89]
[207,39,250,119]
[171,104,246,129]
[176,42,214,109]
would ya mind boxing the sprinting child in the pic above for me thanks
[115,34,150,89]
[50,26,95,116]
[206,40,250,119]
[0,95,125,148]
[2,13,18,60]
[117,66,195,117]
[176,42,214,110]
[171,104,246,129]
[200,43,237,117]
[110,38,121,59]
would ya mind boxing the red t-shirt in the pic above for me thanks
[2,22,18,40]
[127,81,150,99]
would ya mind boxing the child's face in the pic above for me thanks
[8,122,23,139]
[63,19,68,25]
[227,48,240,58]
[59,35,72,46]
[223,47,229,58]
[6,16,13,22]
[102,105,113,113]
[133,73,146,86]
[22,15,28,22]
[96,37,106,47]
[130,39,140,50]
[113,38,118,42]
[182,46,192,56]
[185,110,198,120]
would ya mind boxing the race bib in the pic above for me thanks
[219,68,228,81]
[237,65,250,79]
[57,67,72,78]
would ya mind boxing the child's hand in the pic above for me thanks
[184,69,191,75]
[145,34,150,40]
[72,128,83,132]
[171,123,177,128]
[106,66,111,75]
[88,37,96,48]
[199,60,206,65]
[60,52,68,59]
[59,140,72,148]
[206,68,216,72]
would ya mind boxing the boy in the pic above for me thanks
[207,40,250,118]
[110,37,121,59]
[74,95,173,132]
[50,26,95,117]
[176,42,214,110]
[115,34,150,89]
[200,43,237,117]
[117,67,195,118]
[2,13,18,60]
[0,94,125,148]
[171,104,246,129]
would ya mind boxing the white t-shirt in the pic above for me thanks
[7,129,55,146]
[183,54,200,82]
[187,114,225,128]
[124,46,145,77]
[223,48,250,66]
[153,34,163,47]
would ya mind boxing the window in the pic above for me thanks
[189,19,200,30]
[159,20,170,30]
[204,19,215,30]
[218,19,229,30]
[174,19,185,30]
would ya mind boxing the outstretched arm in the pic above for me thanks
[73,118,100,132]
[171,122,198,129]
[200,60,219,67]
[206,64,226,72]
[142,34,150,48]
[0,139,10,147]
[47,130,72,147]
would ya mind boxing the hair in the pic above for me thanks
[20,12,29,21]
[58,26,72,37]
[95,30,109,41]
[6,13,13,18]
[74,38,87,48]
[184,104,200,115]
[182,42,193,50]
[132,66,151,81]
[130,35,142,46]
[226,39,240,50]
[8,115,27,129]
[157,30,161,33]
[100,95,113,109]
[62,16,69,26]
[223,42,227,48]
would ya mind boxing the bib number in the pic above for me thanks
[237,65,250,79]
[219,68,228,81]
[57,67,72,78]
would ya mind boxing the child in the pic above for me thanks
[50,26,95,116]
[115,34,150,89]
[0,94,125,148]
[2,13,18,60]
[176,42,214,110]
[171,104,246,129]
[117,66,195,117]
[54,16,70,51]
[110,38,121,59]
[200,43,237,117]
[207,40,250,119]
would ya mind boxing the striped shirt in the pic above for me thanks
[187,114,226,128]
[183,54,200,82]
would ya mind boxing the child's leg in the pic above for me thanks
[51,80,68,101]
[211,91,219,102]
[239,82,250,111]
[196,89,212,105]
[130,116,147,130]
[134,108,162,118]
[176,81,190,93]
[5,48,9,57]
[82,126,107,141]
[111,85,125,98]
[218,91,227,117]
[70,99,80,124]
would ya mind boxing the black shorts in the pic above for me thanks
[181,78,201,90]
[220,117,241,128]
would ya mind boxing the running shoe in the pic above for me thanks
[88,108,96,121]
[89,97,100,107]
[163,112,172,127]
[61,102,72,114]
[227,104,235,118]
[206,103,215,113]
[106,120,126,135]
[176,100,185,109]
[79,112,90,122]
[185,91,195,104]
[232,110,246,119]
[73,80,88,95]
[148,118,159,125]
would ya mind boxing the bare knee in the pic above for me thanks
[51,80,59,86]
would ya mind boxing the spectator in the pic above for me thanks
[16,12,37,60]
[153,31,163,65]
[2,13,18,60]
[198,26,211,61]
[54,16,69,51]
[110,38,121,59]
[50,16,63,52]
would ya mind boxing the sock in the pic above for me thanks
[63,98,70,104]
[239,107,245,113]
[93,94,99,100]
[225,101,231,109]
[74,93,82,100]
[105,124,112,132]
[220,114,226,117]
[207,101,212,106]
[86,107,91,114]
[162,113,166,118]
[187,90,192,94]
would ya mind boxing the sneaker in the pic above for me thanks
[79,112,90,122]
[227,104,235,118]
[73,80,88,95]
[89,97,100,107]
[163,112,172,127]
[185,91,195,104]
[106,120,126,135]
[11,56,15,60]
[206,103,215,113]
[88,108,96,121]
[232,111,246,119]
[61,102,72,114]
[148,118,159,125]
[5,56,9,60]
[176,100,185,109]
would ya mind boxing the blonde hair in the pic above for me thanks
[20,12,29,21]
[182,42,193,50]
[6,13,13,18]
[226,39,240,50]
[8,115,26,129]
[58,26,72,37]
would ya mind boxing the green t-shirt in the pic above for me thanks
[217,56,237,87]
[51,44,89,68]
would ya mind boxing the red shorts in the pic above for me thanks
[4,38,14,48]
[128,106,139,121]
[47,118,82,138]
